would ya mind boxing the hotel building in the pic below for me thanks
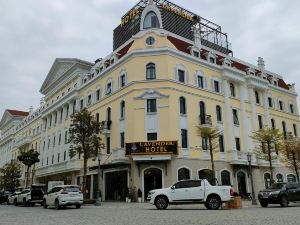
[1,0,299,201]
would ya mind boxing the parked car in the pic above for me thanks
[147,179,233,210]
[258,182,300,207]
[0,191,12,204]
[7,192,21,205]
[43,185,83,209]
[15,186,44,207]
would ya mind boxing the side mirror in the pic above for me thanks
[171,186,175,190]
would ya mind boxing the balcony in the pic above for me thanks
[35,159,81,177]
[101,120,112,134]
[15,136,32,148]
[112,148,128,162]
[229,150,257,165]
[199,115,212,128]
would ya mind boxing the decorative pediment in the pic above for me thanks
[135,89,169,100]
[40,58,93,95]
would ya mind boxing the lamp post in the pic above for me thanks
[247,152,257,205]
[94,151,101,206]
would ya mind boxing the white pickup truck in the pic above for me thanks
[147,179,233,210]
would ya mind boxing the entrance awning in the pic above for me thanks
[132,155,171,161]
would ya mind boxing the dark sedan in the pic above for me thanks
[258,182,300,207]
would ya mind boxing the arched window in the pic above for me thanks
[276,174,284,183]
[198,169,214,185]
[287,174,296,182]
[230,83,235,97]
[143,11,160,29]
[221,171,231,185]
[199,101,206,124]
[178,167,191,181]
[264,173,271,188]
[216,105,222,122]
[255,90,260,104]
[146,63,156,80]
[179,97,186,115]
[120,101,125,119]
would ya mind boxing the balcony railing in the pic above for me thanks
[101,120,112,133]
[15,136,32,148]
[199,115,212,128]
[35,159,81,177]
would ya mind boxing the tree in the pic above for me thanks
[17,149,40,188]
[282,133,300,181]
[68,108,104,200]
[197,126,222,185]
[0,161,21,191]
[251,126,283,185]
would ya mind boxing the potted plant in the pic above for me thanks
[137,188,142,203]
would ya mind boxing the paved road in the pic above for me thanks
[1,201,300,225]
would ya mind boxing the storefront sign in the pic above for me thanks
[121,8,140,27]
[126,141,178,155]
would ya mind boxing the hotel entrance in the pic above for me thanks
[143,168,162,201]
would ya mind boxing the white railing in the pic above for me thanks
[35,159,81,177]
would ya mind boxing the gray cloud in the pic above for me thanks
[0,0,300,117]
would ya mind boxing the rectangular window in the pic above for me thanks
[55,112,57,124]
[65,131,68,144]
[268,97,273,108]
[120,132,125,148]
[271,119,276,129]
[178,69,185,83]
[120,74,126,87]
[106,137,111,154]
[209,57,215,63]
[96,89,100,101]
[147,99,157,113]
[202,137,208,150]
[58,133,61,145]
[66,105,69,118]
[60,108,64,121]
[279,101,284,111]
[181,129,188,148]
[219,135,225,152]
[80,99,84,109]
[57,153,60,163]
[233,109,239,125]
[197,76,204,88]
[235,137,241,151]
[258,115,263,129]
[64,151,66,161]
[48,139,50,150]
[73,100,76,113]
[147,133,157,141]
[53,136,56,147]
[290,104,294,114]
[214,80,220,93]
[193,51,199,58]
[87,95,92,105]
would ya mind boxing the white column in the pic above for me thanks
[249,86,257,131]
[263,90,271,127]
[223,79,234,153]
[240,83,251,152]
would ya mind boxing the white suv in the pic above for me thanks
[43,185,83,209]
[148,179,233,210]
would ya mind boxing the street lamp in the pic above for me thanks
[247,152,257,205]
[94,151,102,206]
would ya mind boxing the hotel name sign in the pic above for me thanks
[121,4,194,27]
[126,141,178,155]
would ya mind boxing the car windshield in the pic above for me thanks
[64,187,80,192]
[268,183,286,189]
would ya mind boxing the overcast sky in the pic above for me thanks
[0,0,300,118]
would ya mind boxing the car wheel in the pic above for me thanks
[155,196,168,210]
[280,196,289,207]
[55,199,60,210]
[43,199,48,209]
[259,201,268,208]
[206,195,221,210]
[14,199,18,206]
[76,204,81,209]
[23,198,27,207]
